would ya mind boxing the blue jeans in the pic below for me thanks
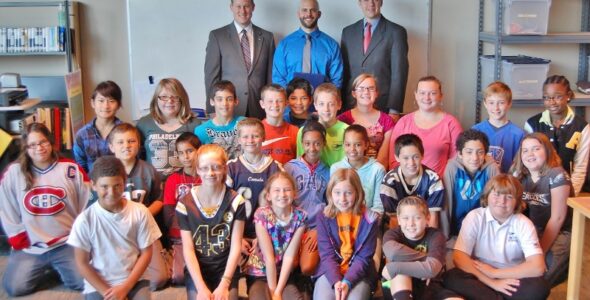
[84,280,151,300]
[2,244,83,297]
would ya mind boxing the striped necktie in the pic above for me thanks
[241,29,251,71]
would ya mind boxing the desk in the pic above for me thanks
[567,197,590,300]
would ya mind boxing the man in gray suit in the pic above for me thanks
[341,0,408,119]
[205,0,275,119]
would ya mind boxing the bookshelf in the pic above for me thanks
[0,0,82,151]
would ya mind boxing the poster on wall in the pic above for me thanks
[65,70,84,148]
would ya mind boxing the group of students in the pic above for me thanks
[0,71,584,300]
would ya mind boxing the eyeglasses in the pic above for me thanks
[158,95,180,103]
[355,86,377,92]
[26,140,51,150]
[542,94,565,102]
[197,164,225,173]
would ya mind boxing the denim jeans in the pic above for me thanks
[84,280,150,300]
[2,244,83,297]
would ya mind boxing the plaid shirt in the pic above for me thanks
[73,117,122,173]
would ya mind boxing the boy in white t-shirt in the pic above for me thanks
[68,156,161,300]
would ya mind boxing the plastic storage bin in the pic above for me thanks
[480,55,551,99]
[500,0,551,35]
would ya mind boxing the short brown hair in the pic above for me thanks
[313,82,341,104]
[211,80,237,100]
[237,118,265,140]
[107,123,141,144]
[480,174,525,214]
[324,168,366,218]
[484,81,512,103]
[150,78,194,125]
[396,196,429,217]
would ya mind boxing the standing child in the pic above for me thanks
[284,119,330,275]
[260,84,299,164]
[473,81,525,173]
[162,132,201,285]
[0,123,89,297]
[314,168,379,300]
[68,156,162,300]
[136,78,201,179]
[284,78,313,128]
[380,134,444,229]
[338,73,395,167]
[245,172,307,300]
[194,80,245,160]
[444,174,549,300]
[524,75,590,195]
[510,133,573,287]
[108,123,169,290]
[381,196,461,300]
[296,83,349,166]
[73,80,123,173]
[442,129,499,238]
[176,144,246,300]
[227,118,283,253]
[331,124,386,213]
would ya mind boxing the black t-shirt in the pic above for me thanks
[176,187,246,281]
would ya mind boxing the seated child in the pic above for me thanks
[284,118,330,276]
[73,80,123,173]
[108,123,168,290]
[472,81,524,173]
[331,124,386,213]
[194,80,245,159]
[0,123,88,297]
[162,132,201,285]
[444,174,550,300]
[381,134,444,228]
[176,144,246,300]
[510,133,573,287]
[226,118,283,254]
[382,196,462,300]
[260,84,299,164]
[284,77,313,127]
[245,172,307,300]
[297,83,349,166]
[442,129,499,238]
[68,156,161,300]
[314,168,380,300]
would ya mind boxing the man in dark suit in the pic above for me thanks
[204,0,275,119]
[341,0,409,120]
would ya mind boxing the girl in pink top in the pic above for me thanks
[338,73,395,168]
[387,76,463,176]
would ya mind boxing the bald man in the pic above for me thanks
[272,0,343,89]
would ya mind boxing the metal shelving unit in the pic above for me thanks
[476,0,590,122]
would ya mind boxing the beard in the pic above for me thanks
[299,17,318,30]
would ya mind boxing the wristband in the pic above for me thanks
[221,275,232,285]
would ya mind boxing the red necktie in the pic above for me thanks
[364,22,372,54]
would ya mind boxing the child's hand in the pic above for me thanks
[104,284,129,300]
[212,284,229,300]
[382,266,392,280]
[241,239,251,255]
[490,278,520,296]
[272,291,282,300]
[249,238,258,254]
[196,288,211,300]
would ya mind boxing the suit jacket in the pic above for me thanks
[204,23,275,119]
[341,16,409,113]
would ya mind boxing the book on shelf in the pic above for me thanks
[34,105,72,152]
[0,26,66,53]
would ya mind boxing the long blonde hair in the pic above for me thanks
[150,78,194,124]
[324,168,365,218]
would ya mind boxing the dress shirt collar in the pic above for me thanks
[234,21,253,35]
[363,15,381,33]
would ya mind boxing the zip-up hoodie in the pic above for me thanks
[441,155,499,238]
[315,209,380,289]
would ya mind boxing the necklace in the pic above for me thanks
[194,186,224,218]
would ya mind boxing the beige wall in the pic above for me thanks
[2,0,586,127]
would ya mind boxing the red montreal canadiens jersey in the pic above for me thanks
[0,159,90,254]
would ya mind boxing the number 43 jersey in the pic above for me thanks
[175,186,246,278]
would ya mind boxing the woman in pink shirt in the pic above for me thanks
[387,76,463,176]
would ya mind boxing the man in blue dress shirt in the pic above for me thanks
[272,0,343,89]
